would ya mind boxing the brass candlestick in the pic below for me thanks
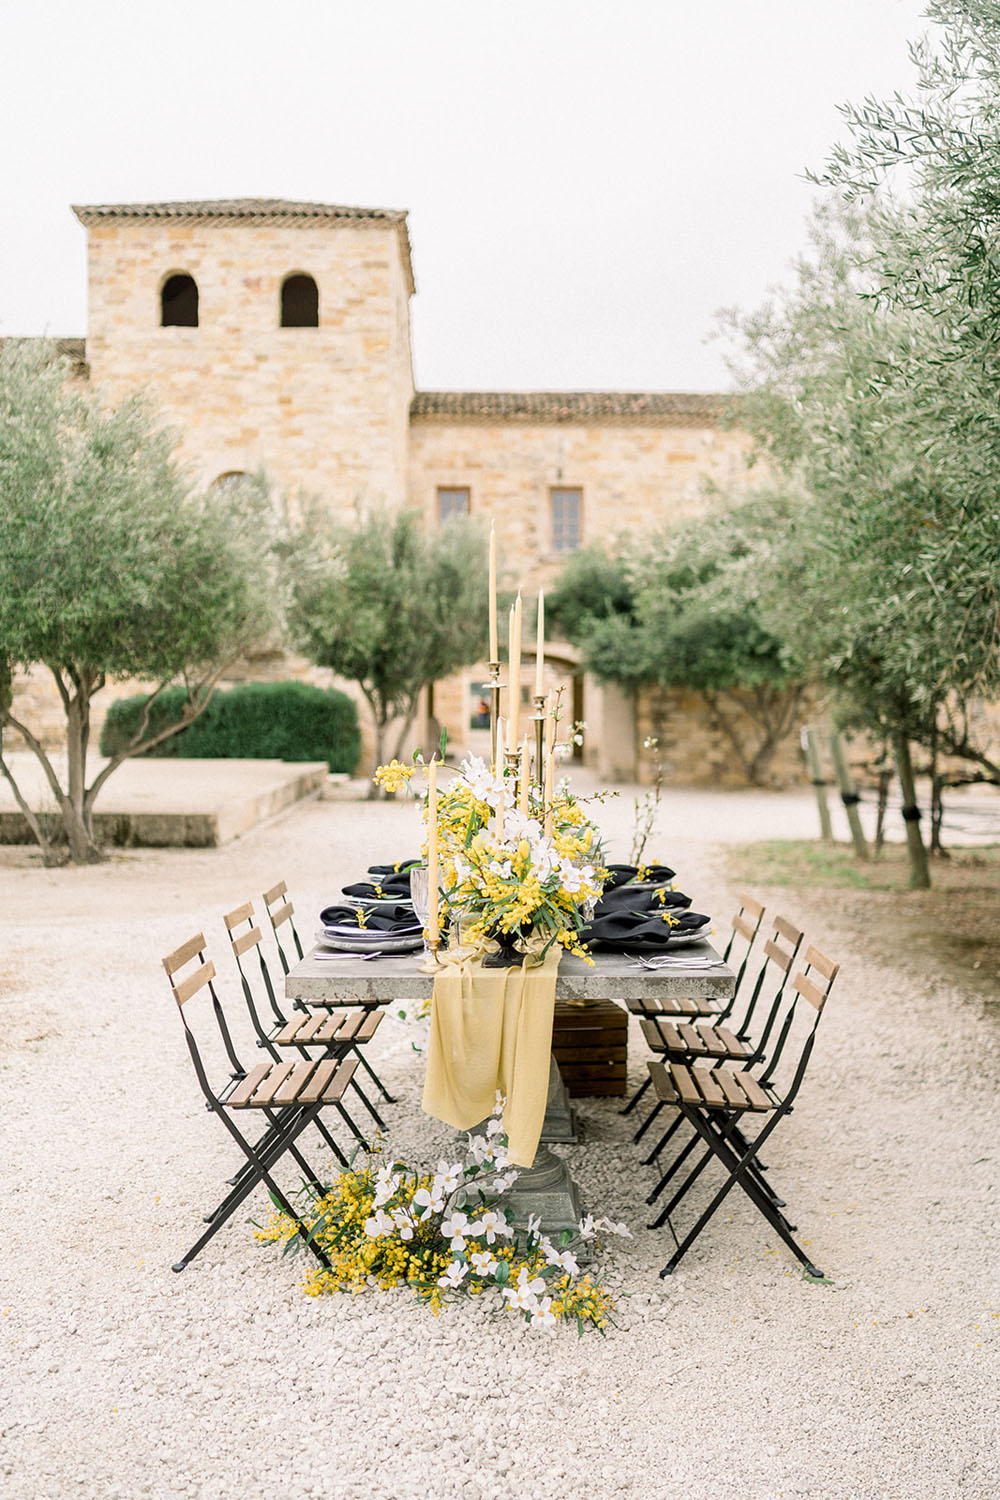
[487,660,504,770]
[531,693,547,790]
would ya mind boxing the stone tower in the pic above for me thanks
[73,199,415,512]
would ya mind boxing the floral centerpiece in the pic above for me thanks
[375,752,605,964]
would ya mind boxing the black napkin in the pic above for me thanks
[343,871,413,899]
[593,884,691,915]
[320,901,418,932]
[580,908,711,951]
[368,860,420,877]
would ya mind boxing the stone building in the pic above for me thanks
[12,198,797,784]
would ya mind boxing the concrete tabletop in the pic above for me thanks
[286,942,736,1005]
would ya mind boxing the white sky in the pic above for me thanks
[1,0,928,391]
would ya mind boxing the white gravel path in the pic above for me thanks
[2,775,998,1500]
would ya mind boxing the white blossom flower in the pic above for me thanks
[558,861,585,894]
[468,1210,511,1245]
[372,1167,399,1209]
[437,1260,469,1290]
[502,1267,547,1312]
[492,1170,519,1191]
[412,1184,445,1220]
[433,1162,462,1196]
[485,1117,504,1138]
[441,1211,469,1245]
[363,1208,394,1238]
[525,1213,543,1240]
[470,1249,498,1277]
[391,1207,415,1241]
[541,1239,580,1276]
[493,1092,506,1115]
[530,1296,558,1330]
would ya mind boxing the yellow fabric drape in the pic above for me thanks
[422,948,560,1168]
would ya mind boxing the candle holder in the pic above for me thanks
[487,660,504,770]
[531,693,547,789]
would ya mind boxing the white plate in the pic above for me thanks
[314,932,424,955]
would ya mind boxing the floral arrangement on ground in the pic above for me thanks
[374,753,608,962]
[256,1099,629,1333]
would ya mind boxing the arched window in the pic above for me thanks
[161,273,199,327]
[212,471,248,491]
[280,273,319,327]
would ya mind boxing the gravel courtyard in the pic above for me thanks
[2,774,998,1500]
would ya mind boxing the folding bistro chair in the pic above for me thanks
[644,945,840,1278]
[620,895,767,1119]
[631,911,802,1152]
[262,878,396,1104]
[223,901,385,1138]
[162,933,360,1273]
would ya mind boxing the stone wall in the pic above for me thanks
[84,219,414,513]
[408,414,754,590]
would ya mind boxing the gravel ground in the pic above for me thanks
[2,773,998,1500]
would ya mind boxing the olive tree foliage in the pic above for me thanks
[547,503,807,786]
[718,2,1000,884]
[284,505,489,790]
[0,341,277,863]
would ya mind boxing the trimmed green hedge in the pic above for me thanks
[99,681,360,773]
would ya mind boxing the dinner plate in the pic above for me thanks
[314,932,424,955]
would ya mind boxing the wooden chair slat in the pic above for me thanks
[647,1059,678,1103]
[223,902,254,932]
[231,925,263,958]
[262,880,288,907]
[273,1013,310,1045]
[314,1010,351,1043]
[273,1060,319,1107]
[321,1057,359,1103]
[713,1025,747,1057]
[694,1068,727,1107]
[733,1070,773,1111]
[794,973,829,1011]
[677,1022,707,1052]
[715,1069,751,1109]
[639,1017,661,1050]
[300,1009,340,1043]
[356,1010,383,1043]
[668,1063,702,1105]
[802,945,840,983]
[296,1058,339,1104]
[739,894,766,924]
[269,901,294,930]
[763,937,794,973]
[732,913,758,942]
[693,1024,729,1056]
[772,915,804,946]
[249,1061,297,1106]
[173,959,216,1006]
[336,1010,366,1041]
[228,1063,272,1108]
[654,1019,684,1052]
[162,933,206,977]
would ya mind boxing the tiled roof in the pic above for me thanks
[0,336,88,378]
[72,199,415,293]
[410,390,728,426]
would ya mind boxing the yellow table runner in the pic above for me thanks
[422,948,560,1168]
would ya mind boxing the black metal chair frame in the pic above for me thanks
[632,913,802,1154]
[645,945,839,1278]
[620,894,767,1122]
[162,933,351,1273]
[262,878,397,1105]
[224,902,382,1141]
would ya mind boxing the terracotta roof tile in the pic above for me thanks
[410,390,728,426]
[72,199,415,293]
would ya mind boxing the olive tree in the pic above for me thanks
[0,341,276,863]
[284,504,488,789]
